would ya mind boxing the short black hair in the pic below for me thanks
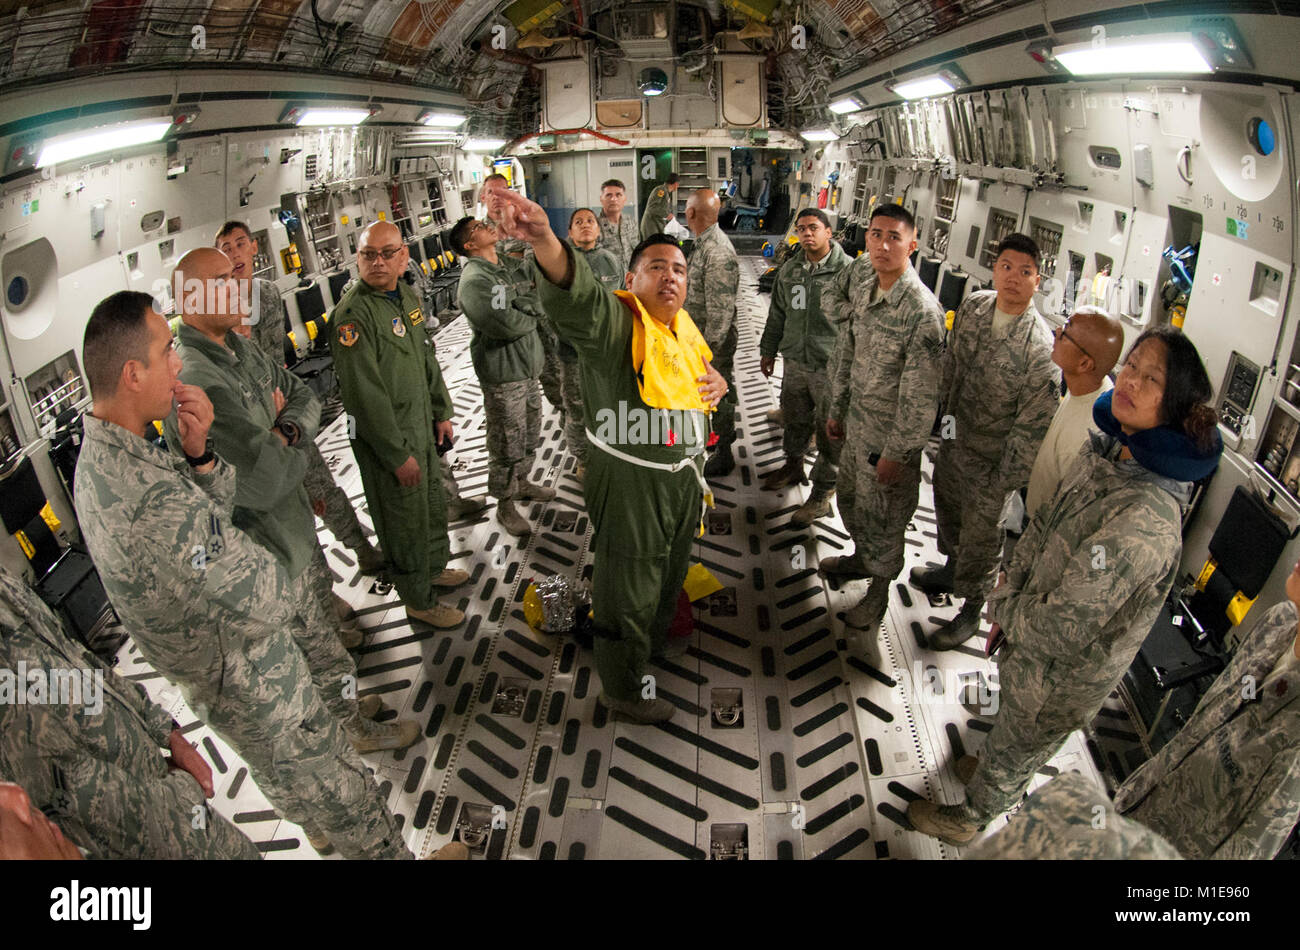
[628,234,684,272]
[214,220,253,245]
[601,179,626,193]
[795,208,831,229]
[666,173,679,186]
[868,203,915,231]
[994,233,1042,272]
[568,208,598,230]
[484,173,509,185]
[1125,325,1218,451]
[448,216,477,258]
[83,291,157,401]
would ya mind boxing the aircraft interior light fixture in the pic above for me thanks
[418,111,467,128]
[829,96,863,115]
[1052,33,1214,75]
[890,74,953,100]
[279,105,379,126]
[36,116,174,168]
[639,67,669,97]
[800,128,840,142]
[463,137,508,152]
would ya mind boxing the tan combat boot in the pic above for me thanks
[348,718,421,754]
[496,499,532,537]
[406,603,465,628]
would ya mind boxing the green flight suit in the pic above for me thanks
[560,243,626,465]
[640,184,674,240]
[330,279,454,611]
[163,325,363,734]
[535,246,708,701]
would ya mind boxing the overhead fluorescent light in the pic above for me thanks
[280,105,377,126]
[829,97,862,115]
[419,111,466,128]
[463,137,508,152]
[37,117,173,168]
[1053,34,1213,75]
[800,129,840,142]
[892,76,955,99]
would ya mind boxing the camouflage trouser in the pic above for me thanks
[934,442,1005,601]
[963,642,1094,823]
[837,436,922,579]
[295,547,363,735]
[53,767,260,860]
[537,320,564,412]
[441,451,464,502]
[303,441,369,551]
[560,353,587,465]
[781,358,840,494]
[484,378,542,500]
[711,325,739,451]
[201,633,410,860]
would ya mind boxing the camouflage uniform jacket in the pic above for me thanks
[0,568,186,856]
[597,209,641,269]
[990,433,1191,724]
[968,772,1183,860]
[74,415,305,721]
[1115,599,1300,859]
[163,324,321,578]
[827,260,944,461]
[247,277,288,367]
[457,255,545,385]
[758,241,852,369]
[684,223,740,352]
[940,290,1061,492]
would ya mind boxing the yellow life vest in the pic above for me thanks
[616,290,714,413]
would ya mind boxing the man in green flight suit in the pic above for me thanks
[493,188,729,724]
[329,222,468,630]
[640,173,679,240]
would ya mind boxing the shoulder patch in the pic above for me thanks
[337,323,358,347]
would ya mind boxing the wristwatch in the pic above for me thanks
[277,417,302,446]
[184,438,215,467]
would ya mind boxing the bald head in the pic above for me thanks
[172,247,244,339]
[357,221,408,292]
[685,189,720,235]
[1054,306,1124,393]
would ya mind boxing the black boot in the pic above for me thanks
[928,600,984,651]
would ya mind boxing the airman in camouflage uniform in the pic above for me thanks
[685,190,741,478]
[908,430,1206,844]
[823,206,944,650]
[967,772,1183,859]
[0,565,260,860]
[640,177,678,239]
[1115,596,1300,859]
[565,208,626,476]
[596,179,641,269]
[162,249,419,757]
[758,209,851,525]
[73,291,412,858]
[917,237,1061,651]
[481,173,532,260]
[453,216,556,537]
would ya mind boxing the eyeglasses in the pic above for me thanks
[1056,320,1092,362]
[358,247,403,263]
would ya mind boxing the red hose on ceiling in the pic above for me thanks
[506,128,631,151]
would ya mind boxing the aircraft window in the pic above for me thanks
[1248,117,1276,156]
[6,275,29,309]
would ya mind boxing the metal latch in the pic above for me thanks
[710,687,743,728]
[492,677,529,717]
[455,802,496,853]
[710,823,749,860]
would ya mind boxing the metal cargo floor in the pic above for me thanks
[117,256,1107,859]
